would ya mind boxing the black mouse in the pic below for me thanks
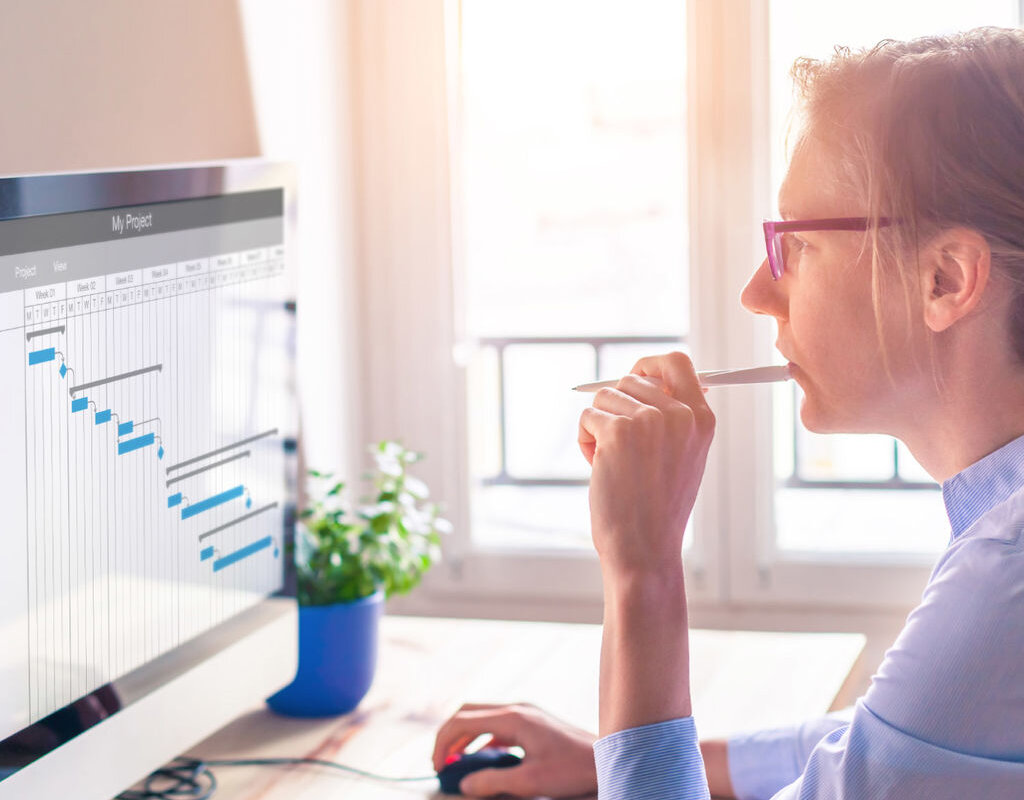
[437,747,523,795]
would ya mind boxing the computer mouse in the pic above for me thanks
[437,747,523,795]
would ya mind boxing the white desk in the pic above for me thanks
[171,615,864,799]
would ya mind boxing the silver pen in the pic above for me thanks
[572,364,792,392]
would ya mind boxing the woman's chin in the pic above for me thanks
[793,375,842,433]
[798,389,878,434]
[797,398,830,433]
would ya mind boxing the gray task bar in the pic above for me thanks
[25,325,65,340]
[166,451,251,488]
[198,502,279,542]
[69,364,162,396]
[166,428,279,473]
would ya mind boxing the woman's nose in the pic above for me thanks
[740,258,787,319]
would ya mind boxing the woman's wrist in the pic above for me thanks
[601,558,686,603]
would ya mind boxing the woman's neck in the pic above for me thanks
[899,349,1024,483]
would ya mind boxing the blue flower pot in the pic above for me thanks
[266,589,384,717]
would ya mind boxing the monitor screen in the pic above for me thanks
[0,162,298,786]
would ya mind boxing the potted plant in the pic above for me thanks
[267,440,451,717]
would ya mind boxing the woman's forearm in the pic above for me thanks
[599,565,693,737]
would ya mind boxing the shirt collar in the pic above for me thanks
[941,432,1024,540]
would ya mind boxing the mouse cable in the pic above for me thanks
[117,755,437,800]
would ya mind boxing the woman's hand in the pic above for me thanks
[432,702,597,798]
[578,351,715,578]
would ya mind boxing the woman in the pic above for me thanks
[433,27,1024,798]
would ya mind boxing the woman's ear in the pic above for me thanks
[921,228,991,333]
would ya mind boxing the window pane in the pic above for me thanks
[460,0,688,339]
[459,0,688,549]
[598,341,689,382]
[504,344,593,479]
[896,440,933,483]
[796,419,895,482]
[472,485,591,550]
[768,1,1016,556]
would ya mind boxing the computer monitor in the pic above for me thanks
[0,161,299,799]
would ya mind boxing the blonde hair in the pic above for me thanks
[789,27,1024,387]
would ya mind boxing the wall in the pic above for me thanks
[240,0,359,480]
[0,0,259,174]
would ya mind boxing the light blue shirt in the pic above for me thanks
[593,433,1024,799]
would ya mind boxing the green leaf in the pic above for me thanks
[296,442,442,605]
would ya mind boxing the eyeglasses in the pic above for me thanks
[762,217,893,280]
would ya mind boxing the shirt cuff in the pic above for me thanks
[593,716,710,800]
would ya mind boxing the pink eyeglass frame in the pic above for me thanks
[762,217,893,279]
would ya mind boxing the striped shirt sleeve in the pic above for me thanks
[593,716,710,799]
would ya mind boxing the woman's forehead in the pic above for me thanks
[779,134,863,219]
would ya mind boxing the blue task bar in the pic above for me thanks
[181,485,244,521]
[200,546,214,561]
[118,432,155,455]
[213,536,272,573]
[28,348,55,365]
[71,397,88,413]
[95,409,112,424]
[118,421,134,436]
[167,493,182,508]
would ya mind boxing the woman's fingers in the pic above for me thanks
[631,351,715,425]
[579,370,701,466]
[478,734,515,750]
[432,707,529,772]
[593,376,673,413]
[579,367,694,466]
[453,703,506,712]
[435,735,476,770]
[577,407,618,466]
